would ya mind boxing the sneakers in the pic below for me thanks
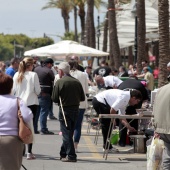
[109,147,119,153]
[61,157,77,162]
[48,116,58,120]
[34,131,40,134]
[103,147,119,153]
[40,130,54,135]
[27,153,36,160]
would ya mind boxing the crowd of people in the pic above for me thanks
[0,56,170,169]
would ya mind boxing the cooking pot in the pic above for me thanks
[130,135,146,153]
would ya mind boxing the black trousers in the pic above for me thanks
[92,97,113,149]
[59,107,78,160]
[28,105,38,153]
[118,106,138,146]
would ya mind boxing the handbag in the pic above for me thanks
[17,99,33,144]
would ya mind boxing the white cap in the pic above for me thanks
[58,62,70,74]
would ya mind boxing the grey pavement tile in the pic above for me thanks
[21,105,147,170]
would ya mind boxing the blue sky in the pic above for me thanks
[0,0,106,43]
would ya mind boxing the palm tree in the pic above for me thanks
[128,46,133,65]
[73,6,78,41]
[158,0,170,87]
[102,12,108,52]
[73,0,86,43]
[136,0,146,74]
[108,0,121,70]
[85,0,96,48]
[42,0,73,33]
[73,0,106,44]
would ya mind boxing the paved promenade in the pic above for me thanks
[22,105,147,170]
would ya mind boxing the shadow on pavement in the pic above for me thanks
[77,159,130,164]
[124,158,146,162]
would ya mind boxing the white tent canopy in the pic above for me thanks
[99,0,161,49]
[24,40,109,58]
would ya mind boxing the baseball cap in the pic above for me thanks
[167,62,170,67]
[44,58,54,64]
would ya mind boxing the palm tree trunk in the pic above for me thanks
[128,46,133,65]
[102,12,108,52]
[86,0,96,48]
[74,6,78,41]
[137,0,146,74]
[108,0,121,70]
[79,8,85,44]
[62,10,70,33]
[158,0,170,87]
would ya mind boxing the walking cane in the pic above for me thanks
[22,164,27,170]
[59,97,68,127]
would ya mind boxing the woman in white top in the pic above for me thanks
[0,72,33,170]
[13,57,41,160]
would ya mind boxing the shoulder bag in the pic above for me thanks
[17,99,33,144]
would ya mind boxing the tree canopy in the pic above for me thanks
[0,34,54,61]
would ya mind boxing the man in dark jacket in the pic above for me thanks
[34,58,54,134]
[52,62,85,162]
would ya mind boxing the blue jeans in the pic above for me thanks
[59,107,78,160]
[74,109,85,143]
[48,101,54,118]
[35,94,51,132]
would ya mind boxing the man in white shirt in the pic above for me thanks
[95,75,123,89]
[92,89,142,152]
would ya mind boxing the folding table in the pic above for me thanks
[99,113,154,160]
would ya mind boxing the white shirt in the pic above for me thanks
[103,75,123,88]
[84,70,89,80]
[70,70,89,109]
[0,95,33,136]
[95,89,130,115]
[13,71,41,106]
[54,74,60,85]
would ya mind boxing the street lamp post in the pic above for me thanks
[134,15,138,64]
[131,1,138,64]
[96,15,101,50]
[95,15,101,66]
